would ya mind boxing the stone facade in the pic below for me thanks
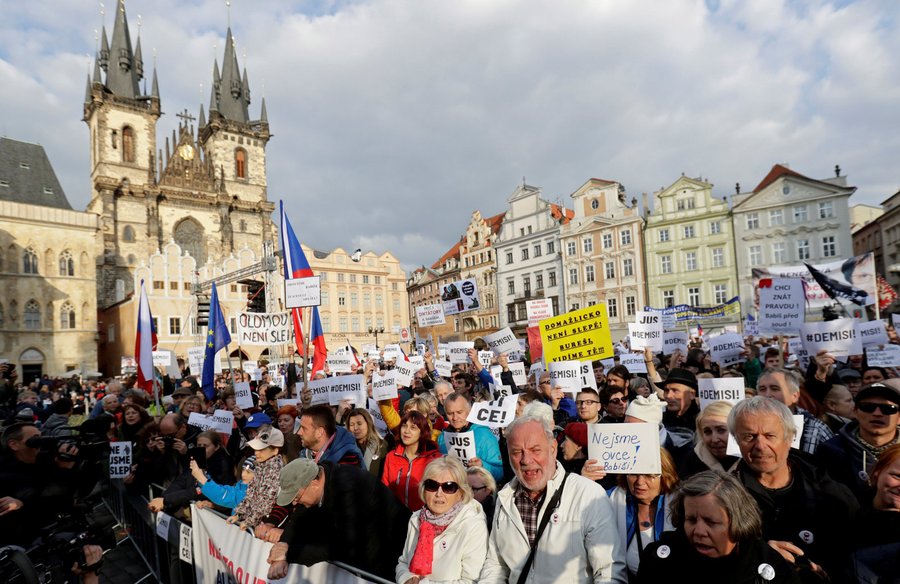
[408,241,464,343]
[458,210,504,339]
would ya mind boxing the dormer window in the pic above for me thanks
[43,187,53,195]
[19,163,30,170]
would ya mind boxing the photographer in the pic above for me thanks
[143,413,199,487]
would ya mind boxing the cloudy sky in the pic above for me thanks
[1,0,898,271]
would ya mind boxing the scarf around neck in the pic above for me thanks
[409,501,465,576]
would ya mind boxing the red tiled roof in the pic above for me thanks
[752,164,809,193]
[589,178,617,186]
[485,212,505,235]
[550,203,575,225]
[431,238,463,270]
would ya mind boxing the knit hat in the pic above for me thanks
[242,456,257,472]
[625,394,664,426]
[661,368,698,391]
[563,422,588,450]
[247,427,284,450]
[276,459,321,506]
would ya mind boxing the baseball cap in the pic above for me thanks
[247,428,284,450]
[244,412,273,429]
[276,459,321,506]
[855,383,900,406]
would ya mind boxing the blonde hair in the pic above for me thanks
[419,457,473,505]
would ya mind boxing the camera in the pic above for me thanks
[25,505,117,582]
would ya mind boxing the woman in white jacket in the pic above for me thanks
[396,457,488,584]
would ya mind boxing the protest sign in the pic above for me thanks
[786,337,810,370]
[708,333,745,367]
[367,398,388,436]
[484,327,520,355]
[587,423,661,474]
[526,325,543,361]
[284,276,321,308]
[120,356,137,375]
[314,374,365,407]
[393,360,415,387]
[893,314,900,333]
[800,319,862,360]
[467,396,517,429]
[751,253,876,308]
[744,315,759,337]
[539,304,613,363]
[447,341,474,364]
[441,278,481,316]
[600,358,615,370]
[276,398,301,409]
[857,320,888,347]
[477,350,494,369]
[383,344,402,361]
[152,350,174,367]
[529,362,545,384]
[327,352,353,374]
[371,370,399,401]
[866,345,900,367]
[307,377,331,405]
[489,383,513,399]
[233,381,254,410]
[179,523,193,563]
[438,343,450,358]
[109,441,132,479]
[526,299,554,327]
[509,361,527,386]
[581,361,598,391]
[758,278,805,334]
[416,303,446,327]
[236,312,292,346]
[662,331,688,356]
[697,378,746,409]
[619,353,648,374]
[434,359,453,379]
[188,346,221,375]
[548,361,582,394]
[443,431,477,465]
[156,512,172,540]
[628,311,664,352]
[188,410,234,434]
[408,355,425,370]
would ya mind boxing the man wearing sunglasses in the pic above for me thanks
[817,382,900,504]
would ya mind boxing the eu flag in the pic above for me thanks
[201,282,231,401]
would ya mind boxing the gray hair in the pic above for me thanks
[418,456,473,505]
[466,465,497,495]
[506,414,555,444]
[757,367,800,395]
[727,396,796,442]
[669,470,762,542]
[433,381,452,395]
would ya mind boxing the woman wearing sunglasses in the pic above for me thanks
[396,457,488,584]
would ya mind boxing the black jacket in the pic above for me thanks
[845,506,900,583]
[0,453,78,546]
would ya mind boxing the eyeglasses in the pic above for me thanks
[576,400,599,407]
[470,485,488,492]
[608,398,627,405]
[539,380,551,385]
[422,479,460,494]
[857,402,900,415]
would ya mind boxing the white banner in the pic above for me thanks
[237,312,292,347]
[306,374,366,407]
[758,278,805,334]
[109,441,132,479]
[483,327,520,355]
[857,320,888,348]
[708,333,745,367]
[628,311,664,352]
[447,341,474,364]
[619,353,648,374]
[548,361,582,394]
[697,378,746,409]
[662,331,688,355]
[416,303,446,327]
[443,431,477,466]
[371,370,399,401]
[467,396,517,429]
[233,381,254,410]
[284,276,321,308]
[752,253,876,308]
[587,423,661,474]
[188,410,234,434]
[800,319,862,360]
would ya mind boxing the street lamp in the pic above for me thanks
[368,326,385,347]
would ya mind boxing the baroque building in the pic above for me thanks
[408,240,464,343]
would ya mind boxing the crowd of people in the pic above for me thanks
[1,333,899,583]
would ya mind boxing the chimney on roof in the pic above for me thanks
[835,164,841,178]
[735,182,740,195]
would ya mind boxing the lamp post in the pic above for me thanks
[368,326,384,348]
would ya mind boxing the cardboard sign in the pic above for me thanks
[366,398,388,436]
[327,353,354,374]
[526,299,554,327]
[697,378,746,409]
[708,333,745,367]
[478,351,494,369]
[509,361,527,386]
[787,337,810,371]
[447,341,475,364]
[628,311,664,352]
[483,327,520,356]
[371,370,399,401]
[383,344,402,361]
[188,410,234,434]
[489,383,513,399]
[152,350,174,367]
[188,346,222,375]
[233,381,254,410]
[548,361,582,394]
[620,353,648,374]
[179,523,193,563]
[587,423,661,474]
[758,279,805,334]
[309,374,366,407]
[276,398,301,409]
[156,512,172,539]
[857,320,888,348]
[441,278,481,316]
[393,360,415,387]
[662,332,689,356]
[539,304,614,363]
[109,441,132,478]
[284,276,321,308]
[236,312,292,346]
[435,359,453,379]
[443,431,477,465]
[800,319,862,360]
[416,303,446,327]
[581,361,598,391]
[866,345,900,367]
[467,396,517,429]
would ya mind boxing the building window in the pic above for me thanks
[349,274,357,284]
[508,280,515,295]
[521,248,529,261]
[340,317,348,332]
[546,241,555,254]
[688,287,701,306]
[605,262,615,279]
[677,198,695,210]
[523,276,531,296]
[24,300,40,330]
[60,302,76,329]
[239,219,247,232]
[711,247,724,268]
[23,248,38,274]
[391,282,398,290]
[533,244,542,257]
[818,201,834,219]
[122,126,135,163]
[235,148,247,179]
[607,298,618,318]
[569,268,578,285]
[337,273,345,283]
[748,246,762,265]
[623,258,634,277]
[709,221,721,235]
[169,317,181,335]
[351,317,360,331]
[793,205,807,223]
[660,255,672,274]
[685,252,697,271]
[663,290,675,308]
[123,225,135,242]
[571,303,580,311]
[620,229,632,246]
[535,273,544,289]
[714,284,728,304]
[625,296,636,316]
[321,290,330,305]
[567,241,577,256]
[338,294,346,306]
[376,295,383,307]
[363,292,370,307]
[375,276,381,284]
[769,209,784,226]
[585,265,595,283]
[602,233,613,249]
[746,213,759,230]
[507,305,516,323]
[506,251,514,265]
[659,229,669,243]
[169,281,178,290]
[822,235,836,257]
[583,236,593,254]
[153,317,160,333]
[362,275,369,284]
[350,292,358,307]
[58,250,74,276]
[548,271,557,287]
[772,242,786,263]
[797,239,810,260]
[683,225,695,239]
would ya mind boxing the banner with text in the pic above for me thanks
[237,312,292,346]
[539,304,613,363]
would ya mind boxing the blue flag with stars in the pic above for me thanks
[201,282,231,401]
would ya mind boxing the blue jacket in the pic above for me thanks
[200,479,248,511]
[438,423,503,481]
[301,426,364,466]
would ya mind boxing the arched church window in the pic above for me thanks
[24,300,40,330]
[173,218,207,268]
[23,248,38,274]
[122,126,135,163]
[235,148,247,179]
[60,301,76,329]
[59,250,75,276]
[123,225,135,242]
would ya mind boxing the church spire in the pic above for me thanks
[84,73,92,104]
[134,34,144,82]
[151,67,160,99]
[92,52,102,84]
[260,97,268,123]
[105,0,141,98]
[214,27,250,123]
[198,104,206,127]
[99,26,110,72]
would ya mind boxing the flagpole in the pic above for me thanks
[301,306,311,395]
[152,372,163,421]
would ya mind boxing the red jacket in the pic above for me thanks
[381,442,442,511]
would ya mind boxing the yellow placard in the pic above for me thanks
[538,303,614,363]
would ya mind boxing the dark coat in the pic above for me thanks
[282,462,411,580]
[846,507,900,583]
[816,421,881,505]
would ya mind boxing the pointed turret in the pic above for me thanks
[215,27,250,122]
[259,97,268,123]
[105,0,140,98]
[198,104,206,127]
[134,35,144,81]
[242,67,250,104]
[92,52,102,84]
[99,26,110,71]
[151,67,159,100]
[84,74,92,104]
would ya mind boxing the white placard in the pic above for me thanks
[708,333,745,367]
[435,359,453,379]
[438,343,450,358]
[179,523,192,563]
[548,361,582,394]
[367,398,388,436]
[304,376,336,406]
[467,396,517,429]
[371,370,399,401]
[237,312,292,346]
[620,353,648,374]
[408,355,425,371]
[276,398,301,409]
[628,311,664,352]
[697,378,746,409]
[152,350,174,367]
[448,342,474,364]
[800,319,862,360]
[526,299,554,327]
[327,353,353,374]
[587,423,661,474]
[758,279,805,334]
[393,360,415,387]
[857,320,888,347]
[489,365,503,384]
[109,441,132,478]
[156,512,172,539]
[383,344,402,361]
[284,276,321,308]
[489,383,513,399]
[478,350,494,368]
[893,314,900,332]
[483,327,520,355]
[787,337,810,371]
[509,361,527,386]
[187,410,234,434]
[443,431,477,466]
[187,346,222,374]
[866,345,900,367]
[233,381,254,410]
[416,303,446,327]
[580,361,598,391]
[662,332,689,356]
[321,374,366,407]
[744,315,759,337]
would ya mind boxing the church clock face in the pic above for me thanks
[178,144,195,160]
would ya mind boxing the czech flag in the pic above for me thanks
[309,306,328,378]
[134,280,158,393]
[201,282,232,401]
[280,200,314,356]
